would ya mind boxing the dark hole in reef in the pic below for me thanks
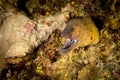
[32,7,46,15]
[91,37,93,40]
[115,1,120,13]
[17,0,33,18]
[0,66,9,80]
[100,0,114,12]
[39,0,47,5]
[84,46,89,50]
[51,57,57,63]
[91,17,103,31]
[0,63,25,80]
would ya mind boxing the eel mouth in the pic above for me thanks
[60,39,78,53]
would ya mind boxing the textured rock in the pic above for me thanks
[0,6,71,58]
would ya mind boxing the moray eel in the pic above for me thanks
[60,17,99,53]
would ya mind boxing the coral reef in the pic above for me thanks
[0,0,120,80]
[0,5,71,58]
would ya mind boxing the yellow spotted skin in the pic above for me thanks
[61,17,99,51]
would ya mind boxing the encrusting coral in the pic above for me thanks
[0,4,73,73]
[0,5,75,58]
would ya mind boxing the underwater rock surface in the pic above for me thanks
[0,8,70,58]
[0,0,120,80]
[0,4,72,72]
